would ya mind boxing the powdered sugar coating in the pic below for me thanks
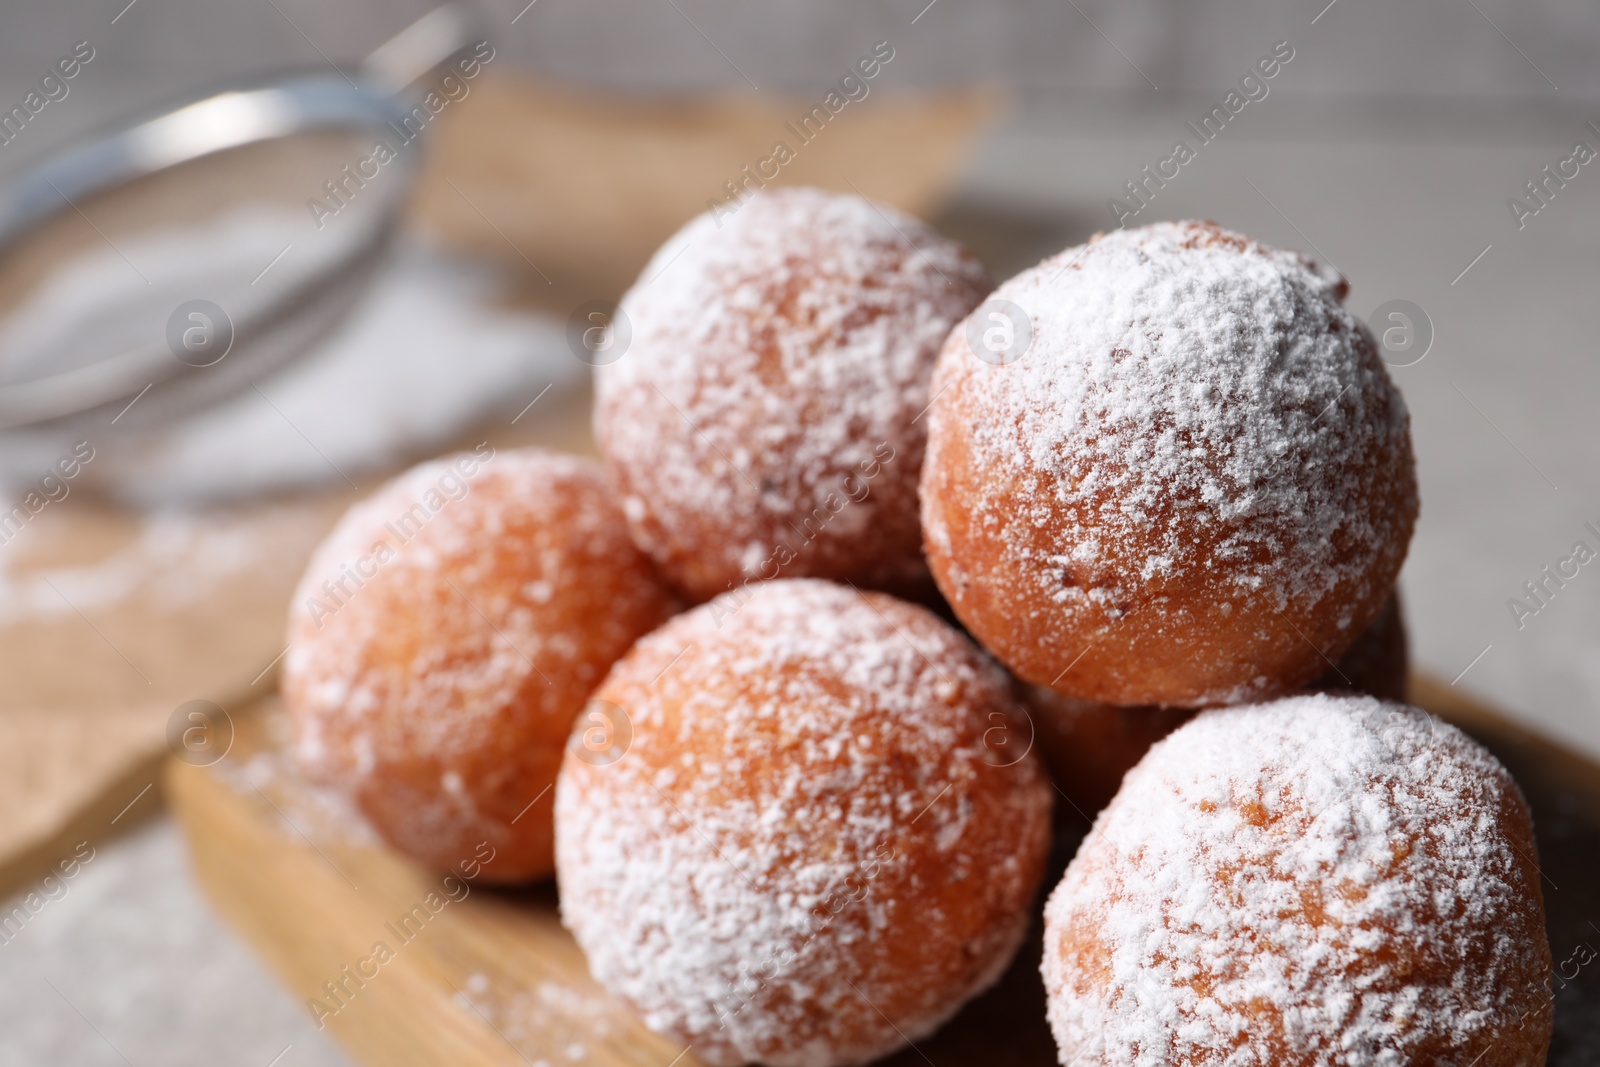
[922,220,1417,706]
[283,447,675,881]
[596,187,990,603]
[556,579,1053,1067]
[1042,694,1552,1066]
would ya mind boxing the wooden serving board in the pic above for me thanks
[167,675,1600,1067]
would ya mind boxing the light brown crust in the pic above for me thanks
[921,221,1418,708]
[1023,688,1194,821]
[555,579,1053,1067]
[1041,697,1553,1066]
[282,448,675,882]
[596,187,990,604]
[1026,590,1409,820]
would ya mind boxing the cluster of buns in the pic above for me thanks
[282,189,1553,1066]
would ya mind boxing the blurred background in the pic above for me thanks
[0,1,1597,1063]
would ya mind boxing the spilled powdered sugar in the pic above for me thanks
[212,710,380,849]
[596,187,988,597]
[556,579,1052,1067]
[1043,694,1552,1066]
[926,219,1413,635]
[453,972,633,1066]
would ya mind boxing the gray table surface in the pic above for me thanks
[4,95,1598,1065]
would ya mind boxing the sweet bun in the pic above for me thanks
[922,220,1417,707]
[1042,694,1553,1066]
[556,579,1052,1067]
[596,186,989,604]
[283,447,675,882]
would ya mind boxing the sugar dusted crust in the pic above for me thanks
[922,220,1418,706]
[1042,694,1553,1067]
[596,187,990,604]
[556,579,1053,1067]
[282,448,676,882]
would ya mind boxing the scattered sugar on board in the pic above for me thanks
[207,704,380,848]
[215,749,380,849]
[1043,693,1549,1066]
[452,972,632,1065]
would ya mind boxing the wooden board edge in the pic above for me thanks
[164,754,519,1067]
[0,747,166,902]
[0,673,289,899]
[1411,671,1600,802]
[166,673,1600,1067]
